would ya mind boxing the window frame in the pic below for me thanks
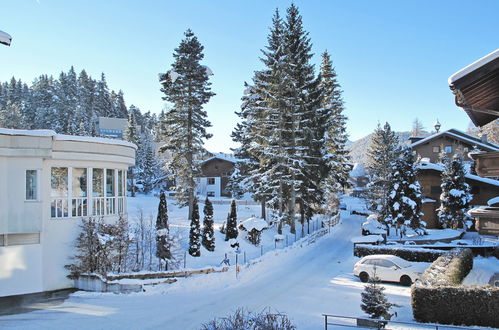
[444,145,453,153]
[25,169,40,202]
[207,177,216,185]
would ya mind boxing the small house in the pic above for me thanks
[196,153,237,198]
[0,128,136,297]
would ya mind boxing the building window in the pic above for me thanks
[432,146,440,153]
[207,177,216,185]
[430,186,442,194]
[207,191,215,197]
[25,170,38,200]
[106,169,116,214]
[51,167,69,217]
[72,168,88,217]
[444,145,452,153]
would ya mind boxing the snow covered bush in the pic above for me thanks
[202,197,216,252]
[360,269,395,319]
[437,155,472,229]
[411,249,498,328]
[225,199,238,241]
[200,307,296,330]
[354,244,445,263]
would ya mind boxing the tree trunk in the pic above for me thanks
[261,199,266,220]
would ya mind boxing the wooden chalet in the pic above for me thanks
[448,48,499,236]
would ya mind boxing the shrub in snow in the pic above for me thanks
[417,248,473,287]
[225,199,238,241]
[354,244,445,262]
[360,269,395,319]
[202,197,215,252]
[385,148,424,231]
[66,215,131,277]
[189,198,201,257]
[156,192,173,270]
[200,307,296,330]
[248,229,261,246]
[437,155,472,229]
[411,249,498,328]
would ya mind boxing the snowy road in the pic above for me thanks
[0,197,414,329]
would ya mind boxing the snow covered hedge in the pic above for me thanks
[354,244,445,262]
[411,248,499,328]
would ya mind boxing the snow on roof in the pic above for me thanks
[409,128,499,151]
[0,30,12,46]
[448,49,499,85]
[350,163,367,177]
[0,128,137,149]
[202,152,239,164]
[418,161,499,187]
[488,196,499,206]
[240,217,268,231]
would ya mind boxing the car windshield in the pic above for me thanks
[393,258,412,268]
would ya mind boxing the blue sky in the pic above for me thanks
[1,0,498,152]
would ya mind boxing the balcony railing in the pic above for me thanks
[51,196,125,218]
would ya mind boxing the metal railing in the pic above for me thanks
[51,196,125,218]
[323,314,480,330]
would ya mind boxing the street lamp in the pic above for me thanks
[0,30,12,46]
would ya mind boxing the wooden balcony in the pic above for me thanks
[470,151,499,178]
[469,207,499,236]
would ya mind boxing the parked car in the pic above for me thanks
[354,255,426,286]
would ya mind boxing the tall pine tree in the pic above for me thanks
[385,148,424,232]
[437,155,472,229]
[158,29,215,220]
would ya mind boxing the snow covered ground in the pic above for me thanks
[462,256,499,286]
[0,196,418,330]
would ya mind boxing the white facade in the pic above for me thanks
[196,177,221,197]
[0,129,135,297]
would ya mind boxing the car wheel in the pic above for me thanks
[359,272,369,283]
[400,275,412,286]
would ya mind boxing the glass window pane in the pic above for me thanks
[26,170,37,200]
[51,167,68,198]
[93,168,104,197]
[118,170,124,196]
[73,168,87,197]
[106,169,115,197]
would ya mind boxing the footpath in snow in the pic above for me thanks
[0,196,416,330]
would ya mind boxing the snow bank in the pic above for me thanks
[462,256,499,286]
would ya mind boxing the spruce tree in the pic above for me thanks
[188,197,201,257]
[156,191,171,269]
[158,29,215,220]
[202,197,215,252]
[360,271,395,319]
[437,155,472,229]
[93,73,113,117]
[225,199,238,241]
[367,122,399,218]
[386,148,424,231]
[124,110,140,197]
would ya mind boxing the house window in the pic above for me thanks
[431,186,442,194]
[432,146,440,153]
[207,178,216,185]
[51,167,69,217]
[207,191,215,197]
[72,168,88,217]
[444,145,452,153]
[25,170,38,200]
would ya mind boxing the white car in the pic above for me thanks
[354,255,426,286]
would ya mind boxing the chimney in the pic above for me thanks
[481,134,488,144]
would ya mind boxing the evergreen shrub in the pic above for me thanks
[411,248,499,328]
[354,244,445,262]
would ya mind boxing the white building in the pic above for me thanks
[0,129,136,297]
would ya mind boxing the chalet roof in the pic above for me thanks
[417,161,499,187]
[409,128,499,152]
[201,152,239,164]
[448,49,499,127]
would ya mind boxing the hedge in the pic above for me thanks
[354,244,445,262]
[412,248,499,328]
